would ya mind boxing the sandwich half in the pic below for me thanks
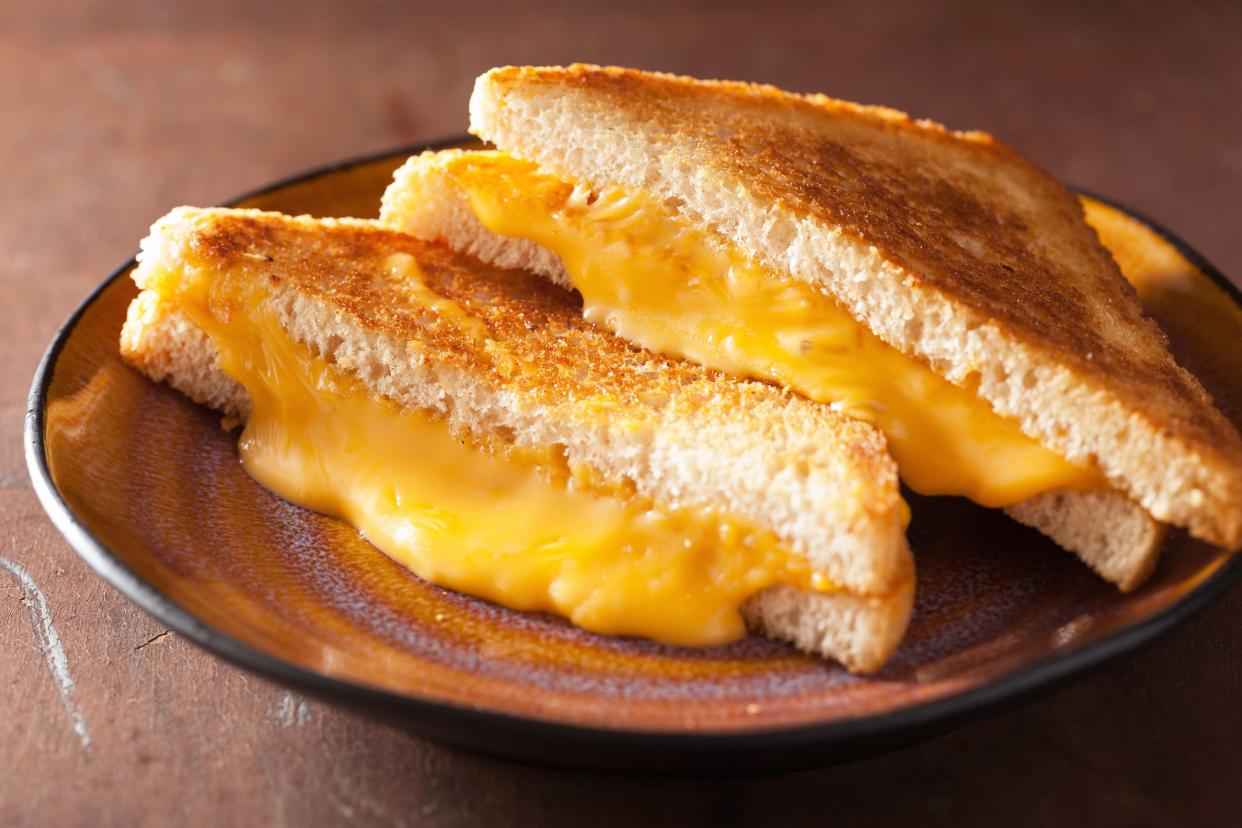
[379,64,1242,590]
[119,206,915,673]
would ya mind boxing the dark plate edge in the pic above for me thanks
[22,139,1242,773]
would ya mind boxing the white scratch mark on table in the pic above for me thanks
[1,556,91,750]
[270,690,314,728]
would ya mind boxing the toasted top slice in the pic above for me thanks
[469,64,1242,549]
[122,207,910,596]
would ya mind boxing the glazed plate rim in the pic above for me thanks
[25,136,1242,762]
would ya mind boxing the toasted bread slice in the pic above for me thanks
[119,207,915,672]
[380,148,1166,590]
[464,64,1242,552]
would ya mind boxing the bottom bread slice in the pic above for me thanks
[1005,491,1165,591]
[743,563,914,674]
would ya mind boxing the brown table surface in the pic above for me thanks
[5,1,1242,824]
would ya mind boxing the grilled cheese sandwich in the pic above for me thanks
[379,64,1242,590]
[120,207,915,671]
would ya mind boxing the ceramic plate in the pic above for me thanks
[25,138,1242,772]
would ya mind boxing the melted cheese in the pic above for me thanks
[141,257,831,647]
[444,152,1102,508]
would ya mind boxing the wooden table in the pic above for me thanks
[5,1,1241,824]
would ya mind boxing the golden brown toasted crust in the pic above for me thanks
[470,64,1242,548]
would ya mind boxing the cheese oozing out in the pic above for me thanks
[137,251,836,647]
[423,151,1103,508]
